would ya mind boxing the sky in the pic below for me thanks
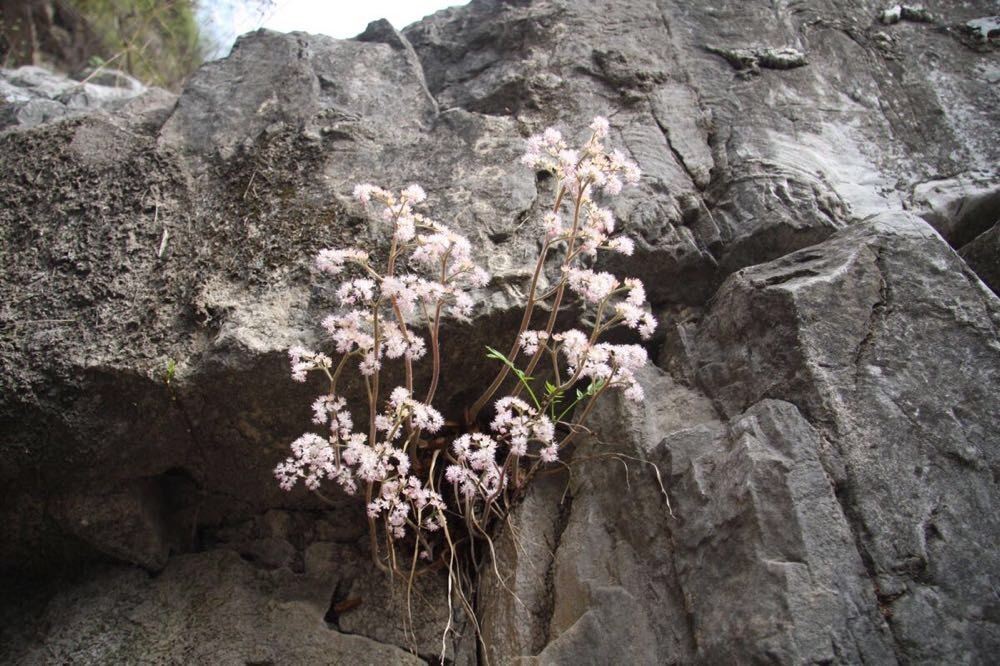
[198,0,470,60]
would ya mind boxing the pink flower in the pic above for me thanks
[589,116,610,138]
[316,248,368,275]
[608,237,634,255]
[353,183,386,204]
[566,268,619,303]
[400,183,427,204]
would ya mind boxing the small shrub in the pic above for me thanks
[276,117,655,658]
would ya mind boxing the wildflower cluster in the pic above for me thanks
[275,118,657,635]
[276,183,492,559]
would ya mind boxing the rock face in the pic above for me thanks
[1,549,424,665]
[1,0,998,663]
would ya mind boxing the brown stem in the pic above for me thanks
[468,187,567,422]
[513,181,589,397]
[366,482,389,573]
[424,300,444,405]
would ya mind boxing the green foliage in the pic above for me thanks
[71,0,205,88]
[164,358,177,384]
[485,345,606,421]
[485,345,539,408]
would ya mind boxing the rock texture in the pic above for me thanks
[0,65,159,130]
[1,0,998,663]
[0,549,424,665]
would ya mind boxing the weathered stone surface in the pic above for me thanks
[482,367,900,664]
[912,172,1000,248]
[0,550,425,665]
[1,0,999,662]
[692,213,1000,661]
[0,65,155,130]
[961,222,1000,294]
[535,367,716,664]
[48,478,170,572]
[483,216,1000,664]
[406,0,1000,299]
[478,473,568,663]
[667,400,895,664]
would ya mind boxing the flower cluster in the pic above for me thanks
[524,119,642,262]
[521,116,640,199]
[277,117,657,585]
[490,396,556,459]
[276,182,493,541]
[564,269,656,340]
[275,386,447,540]
[288,346,332,383]
[443,394,560,504]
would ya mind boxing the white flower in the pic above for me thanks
[288,346,331,382]
[543,127,563,146]
[608,236,634,255]
[450,292,474,320]
[543,211,563,238]
[539,444,559,463]
[602,174,623,196]
[519,330,549,356]
[566,268,619,303]
[353,183,386,204]
[395,215,416,242]
[336,278,376,306]
[400,183,427,204]
[359,351,381,376]
[316,248,368,275]
[323,310,375,356]
[275,433,340,491]
[387,386,444,433]
[589,116,610,138]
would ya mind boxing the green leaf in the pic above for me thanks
[485,345,540,409]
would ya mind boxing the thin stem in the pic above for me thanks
[468,187,566,422]
[424,298,444,405]
[513,181,590,399]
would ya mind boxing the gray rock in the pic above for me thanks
[966,16,1000,41]
[1,0,999,662]
[912,172,1000,247]
[960,222,1000,294]
[704,44,808,75]
[0,550,424,665]
[483,210,1000,663]
[881,5,935,25]
[48,479,170,572]
[478,472,568,664]
[480,366,718,663]
[71,68,146,92]
[667,400,896,664]
[692,213,1000,661]
[0,65,156,131]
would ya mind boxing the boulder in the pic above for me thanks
[692,214,1000,661]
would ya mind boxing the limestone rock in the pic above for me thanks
[1,0,999,662]
[960,222,1000,294]
[0,65,156,131]
[48,479,170,572]
[0,550,425,665]
[692,213,1000,661]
